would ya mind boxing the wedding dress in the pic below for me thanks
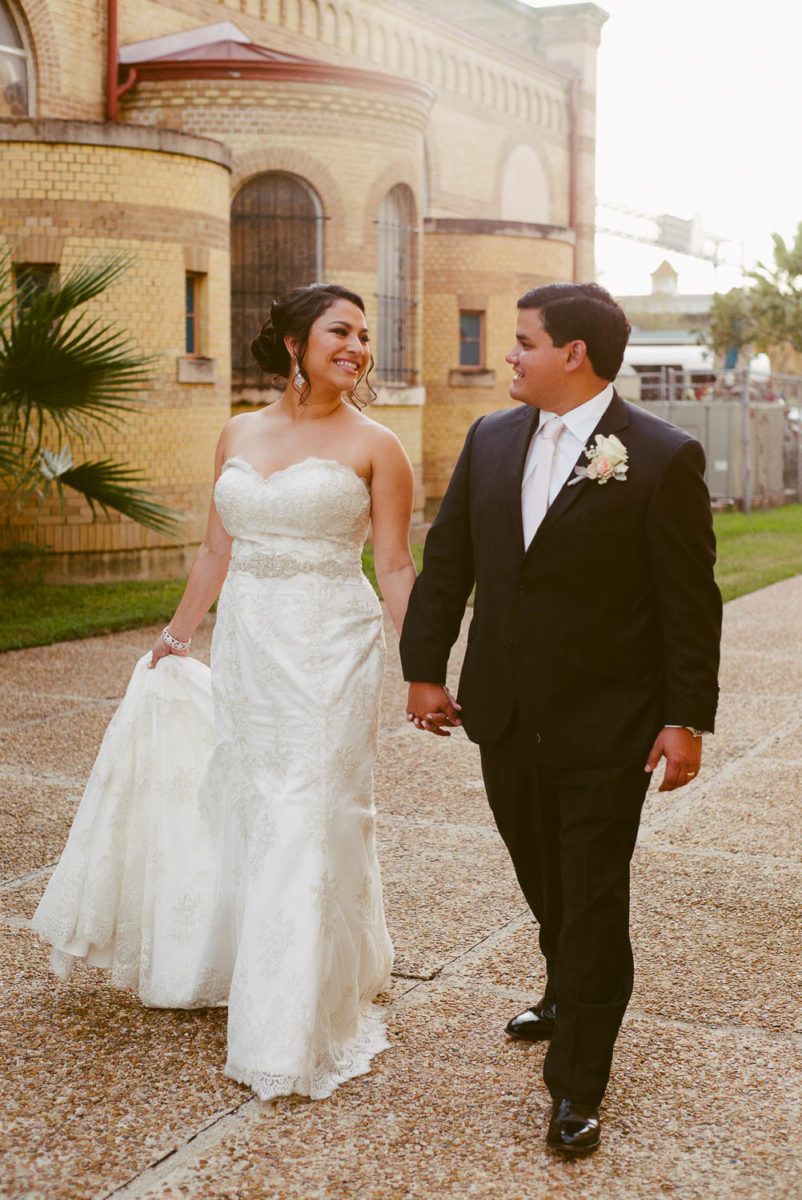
[32,455,393,1100]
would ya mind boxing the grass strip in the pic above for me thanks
[0,546,426,653]
[713,504,802,603]
[2,508,802,652]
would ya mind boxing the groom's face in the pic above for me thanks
[506,307,570,409]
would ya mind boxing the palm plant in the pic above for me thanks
[0,253,179,537]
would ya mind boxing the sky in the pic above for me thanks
[524,0,802,295]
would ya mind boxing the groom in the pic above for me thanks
[400,283,721,1155]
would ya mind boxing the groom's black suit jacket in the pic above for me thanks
[400,392,722,768]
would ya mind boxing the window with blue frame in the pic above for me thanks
[185,272,201,355]
[459,310,484,368]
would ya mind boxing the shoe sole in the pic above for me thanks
[505,1029,554,1042]
[546,1140,600,1157]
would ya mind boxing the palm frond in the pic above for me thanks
[0,252,155,449]
[0,253,179,544]
[0,426,23,476]
[0,317,154,447]
[51,458,181,537]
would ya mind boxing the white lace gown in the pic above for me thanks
[32,456,393,1100]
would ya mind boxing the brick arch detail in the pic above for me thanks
[492,130,552,218]
[230,148,348,263]
[361,162,421,252]
[10,0,60,110]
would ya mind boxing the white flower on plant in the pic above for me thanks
[39,446,74,480]
[569,433,628,486]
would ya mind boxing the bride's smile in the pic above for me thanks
[294,301,372,402]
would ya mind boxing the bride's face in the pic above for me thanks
[302,299,371,394]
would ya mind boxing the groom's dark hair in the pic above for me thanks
[518,282,631,381]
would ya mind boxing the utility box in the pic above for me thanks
[636,401,786,504]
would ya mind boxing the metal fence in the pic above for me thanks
[631,368,802,513]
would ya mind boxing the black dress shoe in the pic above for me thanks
[505,997,556,1041]
[546,1098,601,1155]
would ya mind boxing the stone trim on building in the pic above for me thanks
[424,217,576,245]
[0,117,232,167]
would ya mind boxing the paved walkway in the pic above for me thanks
[1,579,801,1199]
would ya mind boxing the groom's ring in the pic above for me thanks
[686,771,696,778]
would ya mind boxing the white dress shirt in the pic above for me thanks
[521,383,615,513]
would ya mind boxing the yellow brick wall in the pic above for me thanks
[26,0,582,238]
[423,227,575,506]
[22,0,105,119]
[122,76,427,278]
[112,0,577,229]
[0,133,231,558]
[4,0,601,569]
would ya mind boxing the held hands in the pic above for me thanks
[645,727,702,792]
[406,682,462,737]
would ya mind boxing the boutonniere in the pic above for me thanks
[568,433,629,486]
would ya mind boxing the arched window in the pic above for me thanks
[0,1,33,116]
[231,172,323,389]
[376,184,417,385]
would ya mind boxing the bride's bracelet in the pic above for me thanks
[161,626,191,652]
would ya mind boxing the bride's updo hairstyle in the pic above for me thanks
[251,283,376,408]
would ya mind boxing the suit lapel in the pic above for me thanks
[525,391,631,552]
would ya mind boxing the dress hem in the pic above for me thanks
[224,1005,391,1101]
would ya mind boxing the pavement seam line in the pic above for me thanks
[635,839,802,869]
[416,977,802,1042]
[0,765,85,788]
[99,1097,260,1199]
[0,863,56,893]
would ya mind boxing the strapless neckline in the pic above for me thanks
[223,454,370,494]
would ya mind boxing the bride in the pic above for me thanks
[32,283,417,1101]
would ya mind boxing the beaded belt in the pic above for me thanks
[228,547,361,582]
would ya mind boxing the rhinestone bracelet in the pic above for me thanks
[161,626,191,652]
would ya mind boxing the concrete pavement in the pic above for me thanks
[1,578,801,1198]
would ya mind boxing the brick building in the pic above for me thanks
[0,0,606,574]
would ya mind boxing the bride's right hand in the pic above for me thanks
[148,635,189,669]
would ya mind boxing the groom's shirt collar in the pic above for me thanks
[523,383,615,507]
[536,382,614,444]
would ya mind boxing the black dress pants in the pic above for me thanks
[480,710,649,1105]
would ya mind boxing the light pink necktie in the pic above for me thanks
[522,416,565,547]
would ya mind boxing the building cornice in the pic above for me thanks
[0,118,232,167]
[383,0,582,86]
[121,58,435,111]
[425,217,575,244]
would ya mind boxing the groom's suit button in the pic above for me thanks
[516,584,526,595]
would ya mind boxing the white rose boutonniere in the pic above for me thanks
[569,433,629,486]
